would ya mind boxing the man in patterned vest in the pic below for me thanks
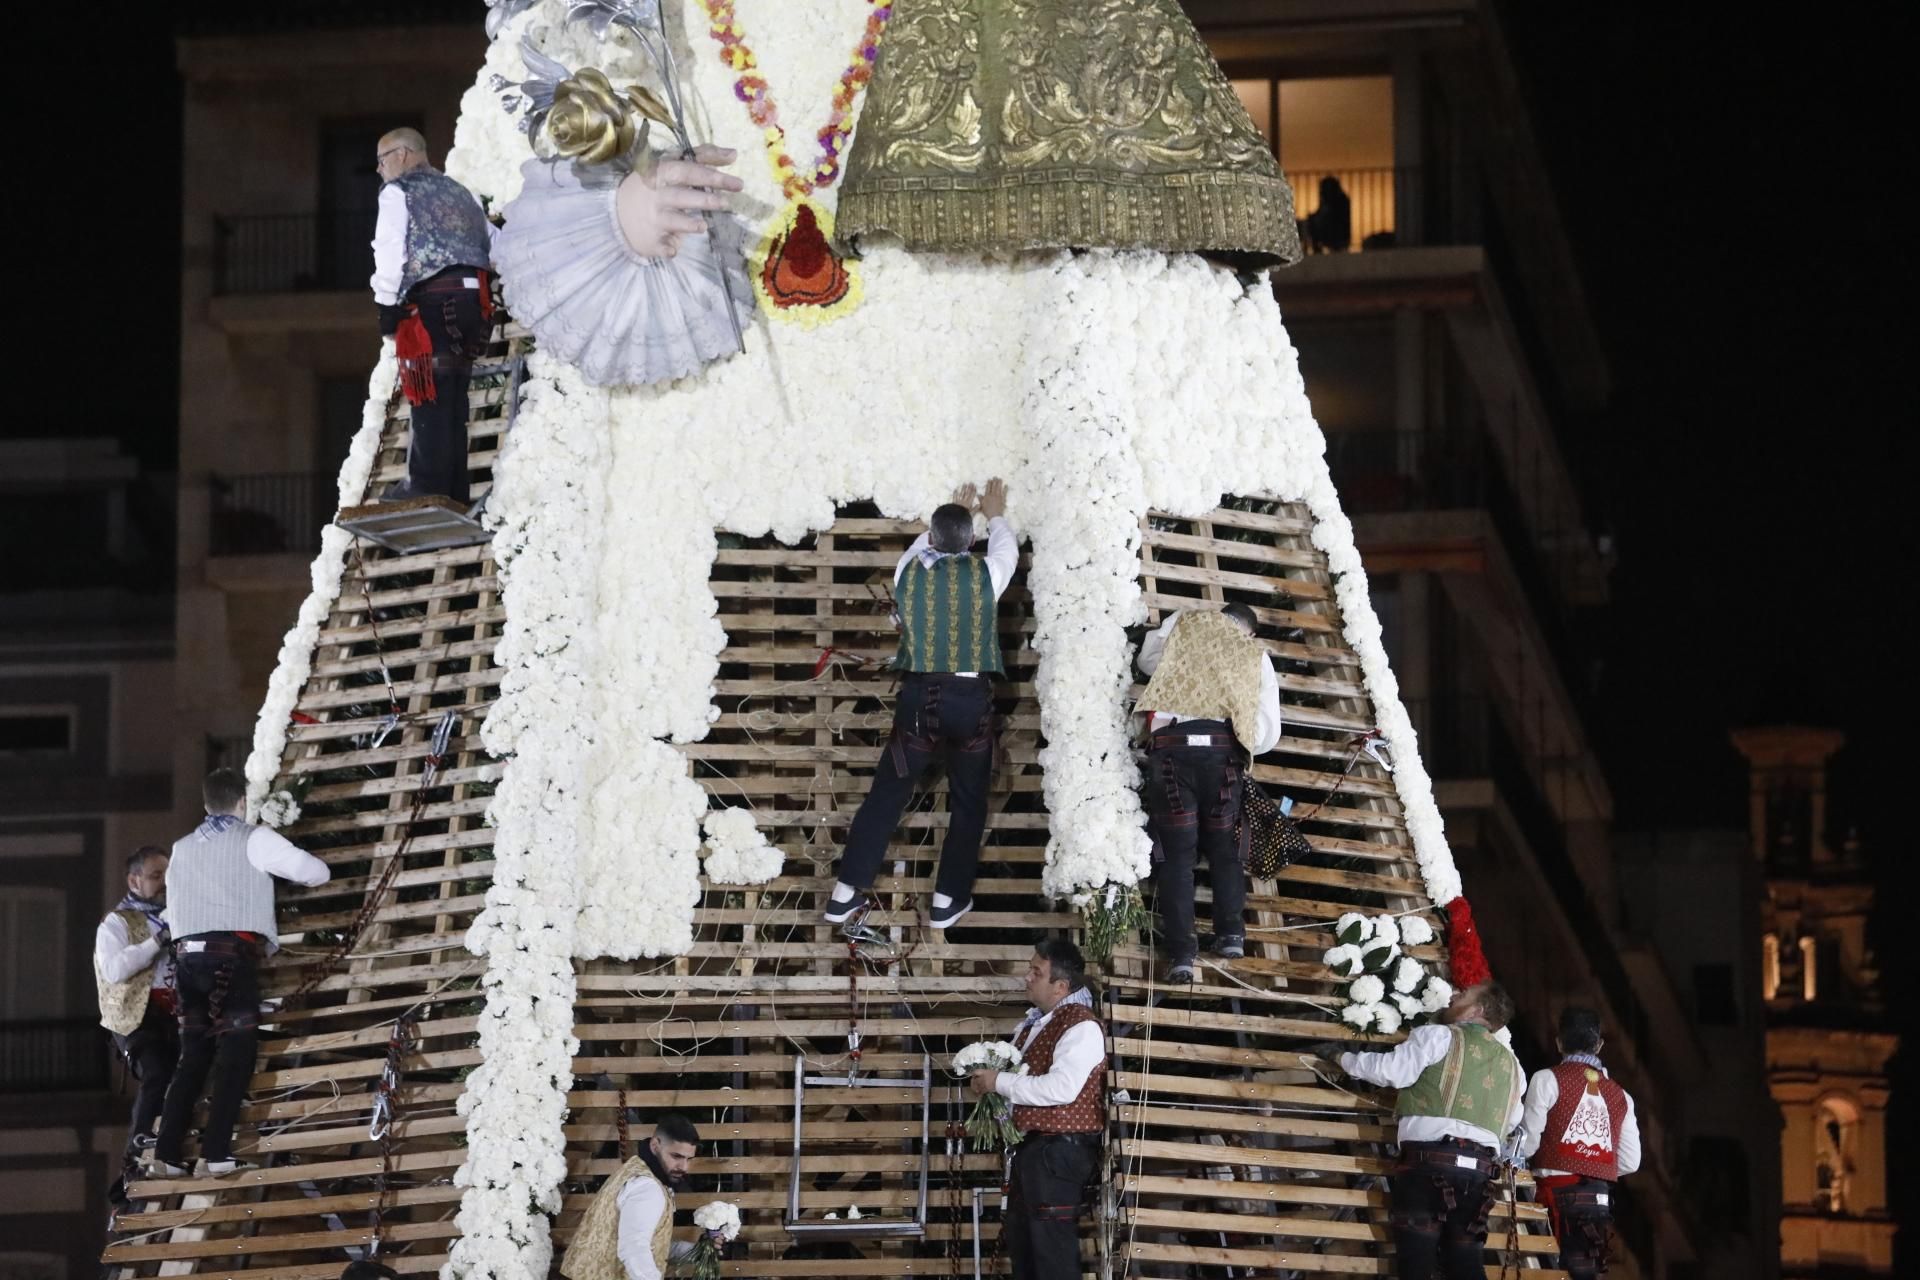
[371,127,497,506]
[969,937,1106,1279]
[1512,1006,1641,1280]
[824,478,1019,931]
[95,845,177,1207]
[1135,602,1281,981]
[1332,981,1525,1280]
[560,1112,700,1280]
[150,768,331,1178]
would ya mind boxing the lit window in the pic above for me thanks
[1814,1098,1857,1214]
[1799,935,1817,1001]
[1762,935,1780,1000]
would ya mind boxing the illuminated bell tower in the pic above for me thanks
[1733,727,1894,1276]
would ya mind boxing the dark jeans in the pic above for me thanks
[1144,721,1245,960]
[109,998,180,1199]
[836,674,995,901]
[155,937,263,1164]
[1390,1140,1496,1280]
[1006,1134,1097,1280]
[1540,1177,1614,1280]
[405,270,489,504]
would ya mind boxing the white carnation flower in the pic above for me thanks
[1335,911,1371,943]
[1420,977,1453,1013]
[1374,1003,1404,1035]
[1391,956,1426,995]
[1322,943,1364,978]
[1341,1002,1378,1029]
[1393,993,1423,1017]
[1369,916,1401,948]
[1350,975,1386,1005]
[1399,914,1436,946]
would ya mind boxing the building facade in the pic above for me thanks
[1733,727,1895,1277]
[0,438,177,1279]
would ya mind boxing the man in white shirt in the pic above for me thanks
[1329,981,1525,1280]
[1511,1007,1641,1280]
[370,127,497,506]
[96,846,178,1206]
[150,768,331,1178]
[1134,602,1282,980]
[559,1113,700,1280]
[824,479,1020,931]
[969,938,1106,1279]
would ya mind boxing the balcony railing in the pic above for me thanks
[1324,427,1598,698]
[0,1018,110,1092]
[210,471,333,557]
[1284,166,1419,252]
[213,210,378,296]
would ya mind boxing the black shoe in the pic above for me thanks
[928,897,973,930]
[1210,935,1245,960]
[822,890,868,925]
[1166,958,1198,984]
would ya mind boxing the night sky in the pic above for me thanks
[14,0,1912,1261]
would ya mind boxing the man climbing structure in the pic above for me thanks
[95,845,177,1208]
[560,1113,701,1280]
[370,126,496,507]
[1329,981,1526,1280]
[1135,601,1281,981]
[968,937,1106,1279]
[149,768,330,1178]
[823,479,1018,931]
[1512,1006,1642,1280]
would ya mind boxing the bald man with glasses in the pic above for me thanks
[369,128,497,506]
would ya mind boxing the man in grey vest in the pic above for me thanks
[150,768,330,1177]
[371,127,497,506]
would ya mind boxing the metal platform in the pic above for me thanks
[336,495,489,554]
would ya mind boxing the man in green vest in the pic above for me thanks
[824,479,1018,931]
[1330,981,1525,1280]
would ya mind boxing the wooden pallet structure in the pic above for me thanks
[107,326,1568,1277]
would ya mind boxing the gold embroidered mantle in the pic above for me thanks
[838,0,1301,266]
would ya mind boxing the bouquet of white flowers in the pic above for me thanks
[951,1040,1025,1150]
[681,1200,742,1279]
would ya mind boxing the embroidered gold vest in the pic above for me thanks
[1137,610,1265,752]
[95,908,157,1036]
[560,1156,674,1280]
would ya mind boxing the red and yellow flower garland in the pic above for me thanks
[698,0,893,325]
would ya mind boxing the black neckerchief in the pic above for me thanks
[638,1140,674,1190]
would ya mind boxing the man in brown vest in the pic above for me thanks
[1135,602,1281,981]
[560,1112,700,1280]
[969,937,1105,1279]
[95,845,177,1207]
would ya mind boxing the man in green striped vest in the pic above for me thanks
[1332,981,1526,1280]
[825,479,1019,931]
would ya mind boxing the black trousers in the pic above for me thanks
[155,937,263,1164]
[1006,1134,1097,1280]
[405,271,489,504]
[1389,1140,1496,1280]
[836,674,995,901]
[1144,721,1246,960]
[109,998,180,1199]
[1541,1177,1614,1280]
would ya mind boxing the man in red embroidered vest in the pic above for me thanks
[1512,1007,1641,1280]
[968,937,1105,1279]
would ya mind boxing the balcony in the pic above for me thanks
[0,1018,109,1093]
[213,210,377,296]
[209,471,333,557]
[1285,165,1421,252]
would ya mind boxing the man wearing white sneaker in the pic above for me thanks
[150,768,330,1178]
[824,479,1018,932]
